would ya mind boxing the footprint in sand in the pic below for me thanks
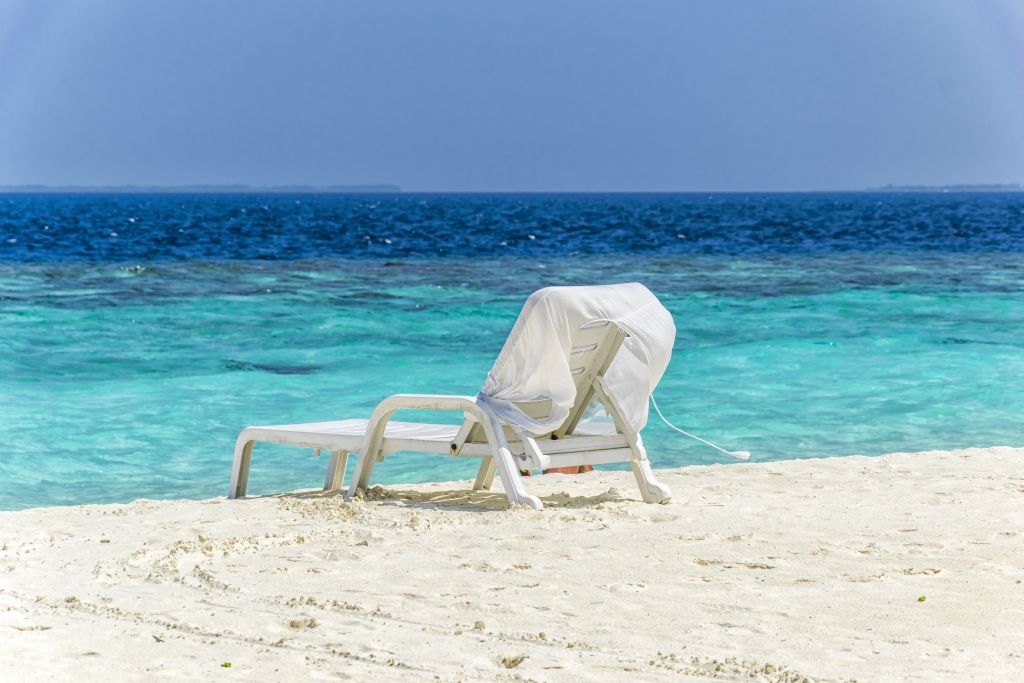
[739,562,775,570]
[287,617,318,629]
[598,582,648,593]
[460,561,495,572]
[648,513,679,523]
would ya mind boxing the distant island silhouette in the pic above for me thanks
[0,184,401,194]
[867,183,1022,192]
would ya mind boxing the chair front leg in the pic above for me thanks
[324,450,348,492]
[229,433,256,499]
[346,448,376,500]
[472,457,497,490]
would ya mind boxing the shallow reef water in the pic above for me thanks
[1,192,1023,509]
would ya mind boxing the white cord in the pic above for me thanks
[650,394,750,460]
[590,322,750,461]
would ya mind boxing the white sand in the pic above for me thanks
[1,447,1022,682]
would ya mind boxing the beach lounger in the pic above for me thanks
[229,283,677,510]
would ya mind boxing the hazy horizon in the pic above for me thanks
[2,1,1023,191]
[2,183,1024,194]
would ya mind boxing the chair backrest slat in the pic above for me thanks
[554,324,626,438]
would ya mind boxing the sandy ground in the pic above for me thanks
[1,447,1022,682]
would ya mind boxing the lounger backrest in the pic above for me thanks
[552,320,626,437]
[463,283,675,447]
[461,320,627,444]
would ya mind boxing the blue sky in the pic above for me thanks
[1,0,1022,190]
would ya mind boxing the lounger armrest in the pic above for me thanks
[359,394,508,461]
[370,393,482,414]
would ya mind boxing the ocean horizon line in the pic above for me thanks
[1,184,1023,195]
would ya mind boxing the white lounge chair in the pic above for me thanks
[229,283,676,510]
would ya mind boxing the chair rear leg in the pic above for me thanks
[229,436,256,499]
[324,450,349,492]
[590,377,671,504]
[631,460,671,504]
[472,457,497,490]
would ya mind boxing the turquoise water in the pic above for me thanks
[2,193,1023,509]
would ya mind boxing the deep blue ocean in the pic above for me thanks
[2,192,1022,510]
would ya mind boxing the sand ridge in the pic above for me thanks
[1,447,1022,681]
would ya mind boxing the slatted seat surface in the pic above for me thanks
[243,419,461,454]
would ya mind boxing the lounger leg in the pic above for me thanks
[338,394,543,508]
[630,443,671,504]
[229,435,256,499]
[492,445,543,510]
[590,379,671,505]
[345,449,377,500]
[472,457,497,491]
[324,450,348,492]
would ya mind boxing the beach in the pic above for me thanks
[5,1,1023,680]
[1,446,1021,681]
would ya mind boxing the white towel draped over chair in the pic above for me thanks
[477,282,675,436]
[229,283,676,510]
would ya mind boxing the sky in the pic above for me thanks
[0,0,1022,191]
